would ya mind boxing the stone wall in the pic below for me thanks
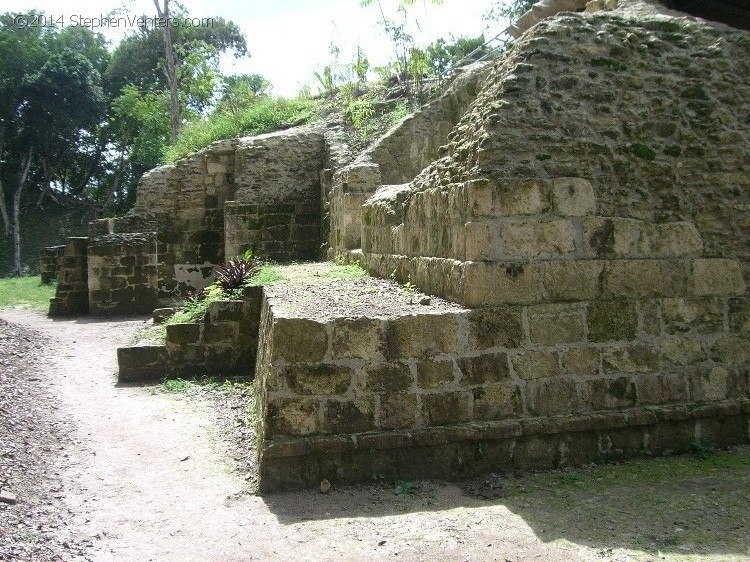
[359,8,750,303]
[117,286,263,383]
[39,245,65,284]
[87,233,159,315]
[255,286,749,492]
[48,238,89,316]
[225,128,326,261]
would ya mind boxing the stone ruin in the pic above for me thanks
[44,0,749,492]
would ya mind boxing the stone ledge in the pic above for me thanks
[258,399,750,492]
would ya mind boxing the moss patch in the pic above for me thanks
[587,300,638,342]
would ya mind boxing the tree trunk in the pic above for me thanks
[12,146,33,277]
[0,130,10,236]
[153,0,181,140]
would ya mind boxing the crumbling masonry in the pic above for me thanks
[45,0,750,491]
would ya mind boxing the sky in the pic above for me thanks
[2,0,504,96]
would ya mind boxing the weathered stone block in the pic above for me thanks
[691,259,745,296]
[636,373,689,405]
[266,398,319,437]
[202,322,239,344]
[561,347,600,375]
[416,360,455,389]
[528,308,585,345]
[543,260,603,301]
[421,392,471,426]
[655,222,703,257]
[166,323,201,344]
[457,353,510,385]
[286,363,353,395]
[552,177,596,216]
[467,179,550,217]
[604,260,666,298]
[380,393,417,429]
[385,313,459,359]
[661,297,724,334]
[208,300,243,323]
[580,377,638,410]
[363,362,412,392]
[603,344,659,374]
[711,335,750,367]
[587,301,638,342]
[526,377,579,416]
[690,367,729,402]
[463,262,543,306]
[512,350,560,380]
[464,221,495,261]
[323,397,376,433]
[467,307,523,350]
[472,382,523,421]
[331,318,383,359]
[117,345,167,383]
[273,318,328,362]
[729,298,750,337]
[583,218,641,258]
[661,335,706,366]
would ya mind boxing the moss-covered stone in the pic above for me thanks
[587,301,638,342]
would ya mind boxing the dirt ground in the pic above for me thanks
[0,309,748,562]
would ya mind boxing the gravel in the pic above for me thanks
[0,320,90,562]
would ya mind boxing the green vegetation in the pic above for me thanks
[0,276,55,310]
[631,142,657,161]
[164,98,318,162]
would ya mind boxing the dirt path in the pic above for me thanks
[1,310,748,562]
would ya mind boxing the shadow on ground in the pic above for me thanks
[263,447,750,559]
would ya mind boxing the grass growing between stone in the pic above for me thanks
[493,447,750,559]
[0,276,56,310]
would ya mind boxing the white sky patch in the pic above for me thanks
[1,0,503,96]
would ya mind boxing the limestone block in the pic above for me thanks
[639,300,662,337]
[636,373,689,405]
[386,313,459,358]
[323,397,376,433]
[528,305,585,345]
[729,298,750,336]
[604,260,666,298]
[511,350,560,380]
[582,218,641,258]
[500,222,536,257]
[690,367,729,402]
[380,393,417,429]
[561,347,600,375]
[543,260,603,301]
[286,363,353,395]
[421,392,471,426]
[655,223,703,257]
[661,297,724,334]
[206,162,226,175]
[691,259,745,296]
[464,221,496,261]
[202,322,239,344]
[467,179,550,217]
[117,345,167,383]
[166,323,201,345]
[463,262,543,306]
[208,300,244,323]
[363,362,413,392]
[538,220,576,255]
[602,344,659,374]
[580,377,637,410]
[266,398,319,437]
[711,335,750,367]
[472,382,523,421]
[331,318,383,359]
[416,360,455,389]
[552,177,596,216]
[457,352,510,385]
[526,377,579,416]
[272,318,328,362]
[661,335,706,366]
[587,301,638,342]
[467,307,524,350]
